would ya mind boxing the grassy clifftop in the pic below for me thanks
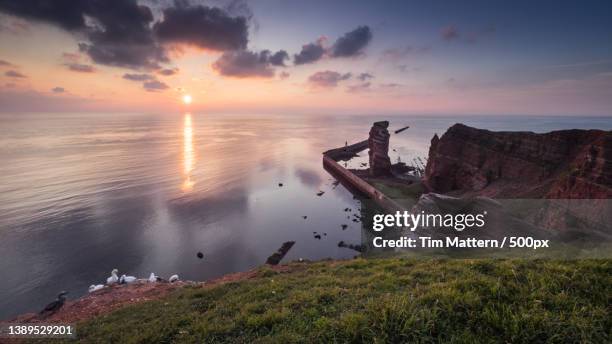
[49,258,609,343]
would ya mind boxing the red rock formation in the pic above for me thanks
[368,121,392,176]
[424,123,612,199]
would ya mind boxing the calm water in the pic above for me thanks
[0,113,610,319]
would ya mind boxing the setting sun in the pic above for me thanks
[182,94,192,105]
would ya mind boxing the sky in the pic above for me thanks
[0,0,611,116]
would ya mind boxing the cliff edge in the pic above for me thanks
[424,123,612,199]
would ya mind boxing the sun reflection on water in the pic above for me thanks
[182,113,195,191]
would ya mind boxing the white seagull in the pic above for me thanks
[148,273,158,283]
[88,284,105,293]
[119,274,137,284]
[106,269,119,285]
[169,274,179,283]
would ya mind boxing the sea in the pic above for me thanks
[0,113,610,319]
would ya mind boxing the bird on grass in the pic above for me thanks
[88,284,105,293]
[106,269,119,285]
[39,291,68,318]
[119,274,137,284]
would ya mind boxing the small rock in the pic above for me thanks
[341,224,348,230]
[303,216,307,219]
[314,234,321,240]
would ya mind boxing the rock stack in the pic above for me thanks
[368,121,392,176]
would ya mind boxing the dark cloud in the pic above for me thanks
[212,49,286,78]
[331,26,372,58]
[357,73,374,81]
[77,0,167,70]
[294,38,326,65]
[268,50,289,67]
[65,63,95,73]
[347,82,371,93]
[154,4,248,51]
[0,59,14,66]
[0,0,88,31]
[51,87,65,93]
[441,25,459,41]
[143,80,169,91]
[0,0,168,69]
[123,73,154,81]
[158,67,179,76]
[308,70,351,88]
[5,70,25,78]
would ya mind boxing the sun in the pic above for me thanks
[182,94,192,105]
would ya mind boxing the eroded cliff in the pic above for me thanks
[424,123,612,199]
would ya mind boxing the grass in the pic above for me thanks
[45,258,610,343]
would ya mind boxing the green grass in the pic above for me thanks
[47,258,610,343]
[370,180,425,208]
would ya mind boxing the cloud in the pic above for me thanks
[380,83,402,89]
[0,59,14,67]
[158,67,179,76]
[330,26,372,58]
[212,49,286,78]
[268,50,289,67]
[279,71,290,80]
[0,0,168,69]
[294,37,326,65]
[65,63,95,73]
[51,87,65,93]
[347,82,371,93]
[5,70,25,78]
[441,25,459,41]
[143,80,169,91]
[308,70,351,88]
[0,1,256,70]
[123,73,154,81]
[381,46,430,61]
[0,16,29,34]
[154,4,248,51]
[0,1,88,31]
[357,73,374,81]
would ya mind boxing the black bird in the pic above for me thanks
[314,234,322,240]
[39,291,68,318]
[278,183,283,187]
[197,251,204,259]
[341,224,348,230]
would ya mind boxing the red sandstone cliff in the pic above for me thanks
[424,123,612,199]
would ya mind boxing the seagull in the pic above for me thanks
[106,269,119,285]
[169,274,179,283]
[39,291,68,318]
[148,273,159,283]
[119,274,137,284]
[88,284,105,293]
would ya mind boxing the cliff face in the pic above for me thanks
[424,123,612,199]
